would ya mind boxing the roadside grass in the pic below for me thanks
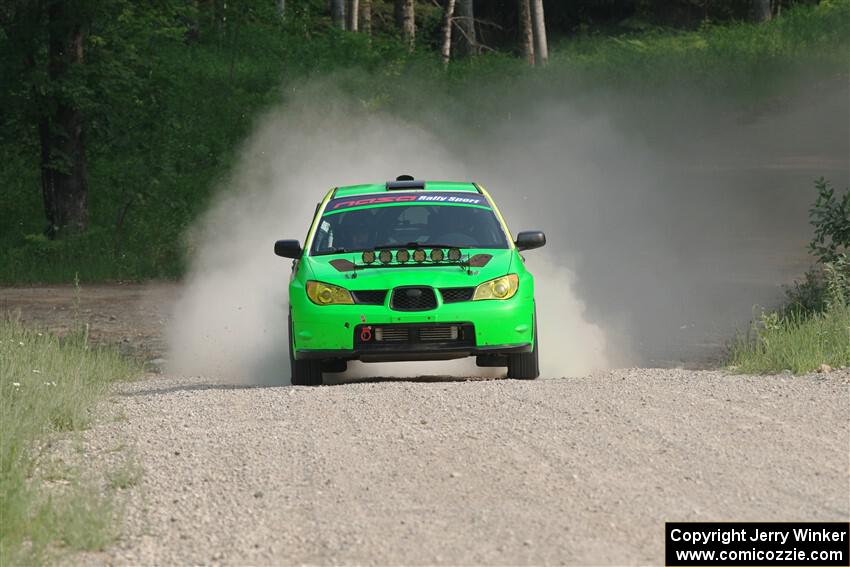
[107,459,143,491]
[729,257,850,374]
[729,304,850,374]
[0,318,141,565]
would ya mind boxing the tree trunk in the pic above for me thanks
[400,0,415,50]
[518,0,534,66]
[346,0,359,31]
[331,0,345,29]
[360,0,372,34]
[277,0,285,18]
[440,0,456,66]
[394,0,403,28]
[530,0,548,66]
[454,0,476,56]
[42,0,88,237]
[753,0,772,22]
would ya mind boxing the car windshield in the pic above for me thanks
[310,204,509,255]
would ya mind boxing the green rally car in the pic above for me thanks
[274,177,546,385]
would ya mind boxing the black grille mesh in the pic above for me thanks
[378,327,409,342]
[419,326,458,341]
[352,290,387,305]
[354,323,475,349]
[440,287,474,303]
[390,287,437,311]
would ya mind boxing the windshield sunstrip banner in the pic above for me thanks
[326,192,489,213]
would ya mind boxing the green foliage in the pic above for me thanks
[809,177,849,264]
[551,0,850,97]
[1,0,444,282]
[0,0,847,282]
[824,254,850,309]
[783,178,850,315]
[783,267,829,315]
[0,318,140,564]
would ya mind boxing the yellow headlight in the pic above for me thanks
[306,281,354,305]
[472,274,519,301]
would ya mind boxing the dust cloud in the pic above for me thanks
[166,77,848,383]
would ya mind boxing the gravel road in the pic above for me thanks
[6,285,847,564]
[72,368,848,566]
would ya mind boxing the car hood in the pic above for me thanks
[303,248,516,289]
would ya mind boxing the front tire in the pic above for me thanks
[289,313,323,386]
[507,316,539,380]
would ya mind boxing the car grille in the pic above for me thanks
[376,327,409,342]
[418,326,460,341]
[440,287,474,303]
[352,290,387,305]
[355,323,474,349]
[390,287,437,311]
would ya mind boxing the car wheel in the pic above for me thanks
[289,313,323,386]
[507,315,539,380]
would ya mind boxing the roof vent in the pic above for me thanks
[386,176,425,190]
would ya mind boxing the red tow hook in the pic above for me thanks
[360,326,373,342]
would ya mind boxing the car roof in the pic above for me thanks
[332,180,480,198]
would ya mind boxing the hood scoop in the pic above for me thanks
[329,259,357,272]
[467,254,492,267]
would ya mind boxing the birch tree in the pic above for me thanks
[396,0,416,51]
[530,0,548,66]
[440,0,456,66]
[360,0,372,34]
[518,0,534,66]
[346,0,359,31]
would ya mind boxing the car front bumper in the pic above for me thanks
[289,291,535,362]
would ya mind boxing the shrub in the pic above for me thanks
[784,179,850,315]
[809,177,849,264]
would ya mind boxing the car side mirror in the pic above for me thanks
[515,231,546,251]
[274,239,302,259]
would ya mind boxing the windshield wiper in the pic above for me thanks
[373,242,466,250]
